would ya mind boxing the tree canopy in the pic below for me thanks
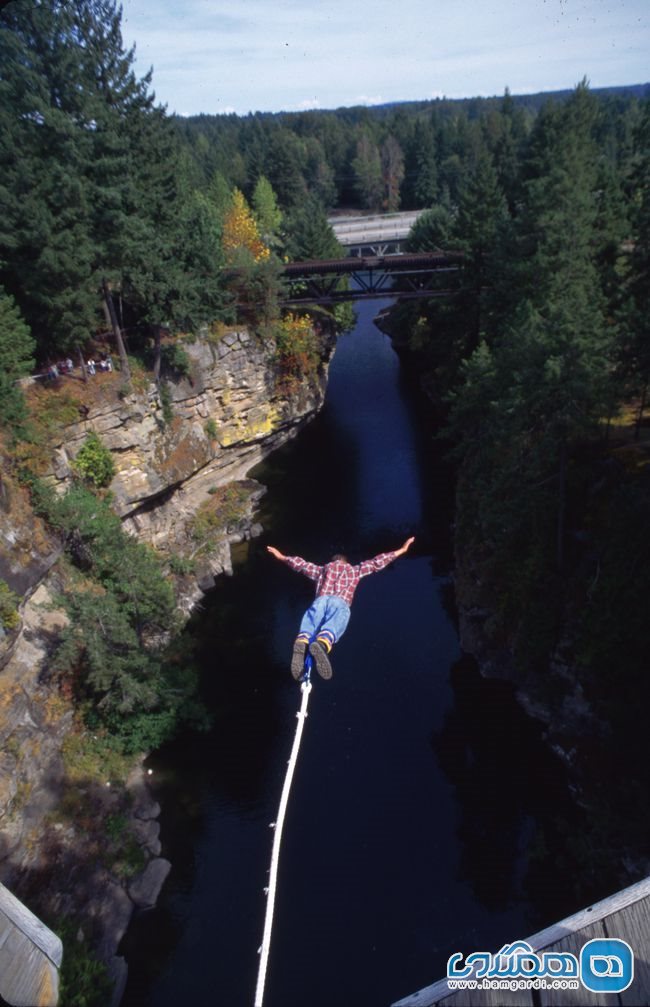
[0,0,227,359]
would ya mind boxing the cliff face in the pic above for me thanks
[453,537,598,741]
[0,322,336,988]
[44,326,335,601]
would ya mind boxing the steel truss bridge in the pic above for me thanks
[281,250,465,305]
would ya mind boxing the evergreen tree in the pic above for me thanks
[405,206,454,252]
[412,121,439,207]
[284,195,342,262]
[0,286,35,432]
[264,129,307,208]
[0,0,227,360]
[491,88,529,209]
[452,83,617,581]
[620,100,650,434]
[303,137,338,209]
[352,130,383,210]
[0,1,100,354]
[252,175,283,248]
[454,147,509,351]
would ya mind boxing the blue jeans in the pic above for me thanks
[297,594,351,649]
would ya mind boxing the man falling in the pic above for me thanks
[267,537,415,680]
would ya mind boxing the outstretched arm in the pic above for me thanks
[267,546,322,582]
[266,546,286,561]
[358,536,416,578]
[394,536,415,558]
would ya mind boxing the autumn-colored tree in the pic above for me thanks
[221,188,270,264]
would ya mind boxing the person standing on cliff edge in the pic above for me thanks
[266,537,415,680]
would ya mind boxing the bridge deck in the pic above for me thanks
[280,250,464,304]
[329,211,424,246]
[392,875,650,1007]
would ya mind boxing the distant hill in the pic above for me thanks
[176,82,649,124]
[315,82,650,123]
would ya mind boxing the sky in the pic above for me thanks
[118,0,649,117]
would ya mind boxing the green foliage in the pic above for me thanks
[0,286,35,434]
[61,727,134,786]
[233,254,286,333]
[284,194,343,261]
[0,579,20,631]
[72,433,116,488]
[174,81,644,231]
[392,82,642,687]
[161,342,191,378]
[168,554,197,576]
[37,483,202,750]
[352,131,383,210]
[252,175,283,247]
[273,312,321,394]
[408,121,439,207]
[406,206,455,252]
[0,1,228,358]
[619,101,650,427]
[190,483,251,548]
[55,916,113,1007]
[159,382,174,425]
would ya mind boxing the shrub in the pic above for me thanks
[55,916,112,1007]
[0,579,20,631]
[73,433,115,488]
[161,342,191,378]
[274,313,320,394]
[190,483,251,549]
[159,382,174,425]
[168,554,196,575]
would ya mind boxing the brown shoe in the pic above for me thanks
[309,640,332,680]
[291,640,307,680]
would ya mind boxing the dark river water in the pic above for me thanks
[121,300,580,1007]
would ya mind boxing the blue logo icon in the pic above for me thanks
[580,938,634,993]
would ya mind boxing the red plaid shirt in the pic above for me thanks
[282,551,398,606]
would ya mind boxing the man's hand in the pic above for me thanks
[267,545,285,561]
[395,536,415,557]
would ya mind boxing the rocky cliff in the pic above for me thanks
[0,321,336,999]
[47,326,334,601]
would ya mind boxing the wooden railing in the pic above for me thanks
[0,882,62,1006]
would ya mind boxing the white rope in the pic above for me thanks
[254,678,313,1007]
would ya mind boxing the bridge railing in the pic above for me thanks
[0,882,62,1006]
[328,211,425,248]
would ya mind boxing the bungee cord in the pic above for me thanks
[254,670,313,1007]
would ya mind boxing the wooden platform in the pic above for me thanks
[392,875,650,1007]
[0,882,62,1006]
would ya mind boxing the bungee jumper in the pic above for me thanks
[254,535,415,1006]
[266,536,415,680]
